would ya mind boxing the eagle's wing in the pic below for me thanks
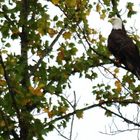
[108,29,140,72]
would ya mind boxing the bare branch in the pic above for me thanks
[69,92,77,140]
[100,128,140,135]
[100,105,140,127]
[54,127,70,140]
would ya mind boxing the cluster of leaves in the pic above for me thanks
[0,0,140,139]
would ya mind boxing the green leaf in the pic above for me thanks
[105,110,112,117]
[76,110,83,119]
[103,0,110,6]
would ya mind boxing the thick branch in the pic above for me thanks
[47,100,140,127]
[20,0,30,88]
[19,0,30,139]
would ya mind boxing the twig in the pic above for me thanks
[101,65,131,96]
[100,128,140,135]
[54,127,70,140]
[69,92,77,140]
[100,105,140,127]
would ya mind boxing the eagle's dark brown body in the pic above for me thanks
[108,29,140,79]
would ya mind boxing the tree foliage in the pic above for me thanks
[0,0,140,139]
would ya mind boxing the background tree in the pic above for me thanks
[0,0,140,139]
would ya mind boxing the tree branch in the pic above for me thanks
[19,0,30,139]
[20,0,30,88]
[69,92,77,140]
[101,65,131,95]
[100,128,140,135]
[100,105,140,127]
[54,127,70,140]
[0,55,21,127]
[46,100,140,127]
[29,28,65,76]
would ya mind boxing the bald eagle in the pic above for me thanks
[108,17,140,79]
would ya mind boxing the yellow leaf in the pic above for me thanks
[44,108,54,118]
[37,50,44,57]
[86,9,91,16]
[48,111,54,118]
[57,49,65,62]
[63,32,71,40]
[114,68,119,74]
[96,3,101,12]
[0,80,6,86]
[115,81,122,92]
[48,28,57,38]
[0,120,5,127]
[29,86,35,93]
[29,86,43,96]
[21,99,31,106]
[44,108,49,113]
[52,0,60,5]
[76,0,82,9]
[66,0,76,7]
[34,87,43,96]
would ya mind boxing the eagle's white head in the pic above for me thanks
[110,17,123,30]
